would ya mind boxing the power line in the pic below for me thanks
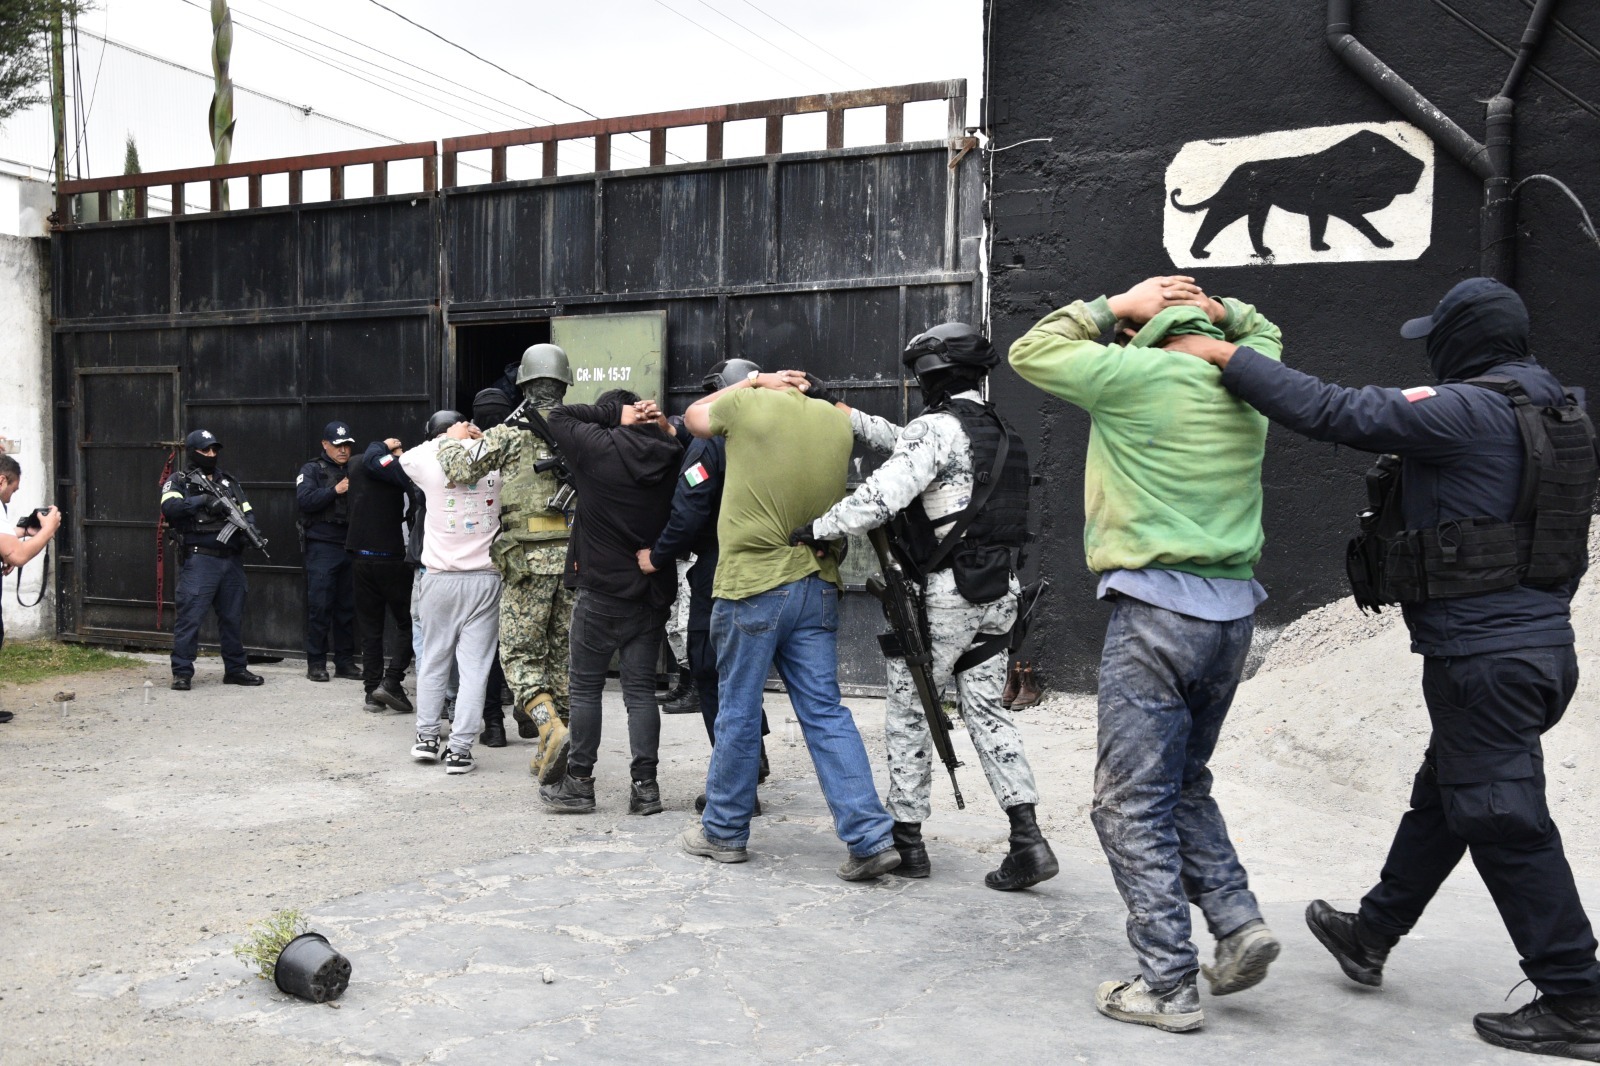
[215,0,650,167]
[171,0,502,137]
[651,0,807,92]
[687,0,847,89]
[360,0,676,163]
[78,29,406,146]
[733,0,879,85]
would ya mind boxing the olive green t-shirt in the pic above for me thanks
[710,386,849,600]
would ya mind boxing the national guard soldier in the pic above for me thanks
[437,344,575,784]
[161,429,265,690]
[796,324,1058,891]
[297,421,360,683]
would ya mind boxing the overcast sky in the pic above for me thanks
[6,0,983,181]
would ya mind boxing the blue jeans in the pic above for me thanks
[1091,596,1262,990]
[703,576,894,859]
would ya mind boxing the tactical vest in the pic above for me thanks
[498,414,569,543]
[896,398,1031,574]
[1346,377,1599,611]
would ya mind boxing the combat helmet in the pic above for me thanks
[516,343,573,387]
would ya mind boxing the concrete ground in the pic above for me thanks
[0,655,1576,1065]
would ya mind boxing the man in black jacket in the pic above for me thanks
[346,434,417,714]
[1167,278,1600,1061]
[539,389,683,815]
[297,421,359,682]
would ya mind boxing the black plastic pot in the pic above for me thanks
[272,932,352,1003]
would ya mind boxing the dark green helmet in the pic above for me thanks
[515,343,573,387]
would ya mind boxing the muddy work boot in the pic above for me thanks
[837,848,902,882]
[1305,899,1396,988]
[985,803,1060,891]
[1095,971,1203,1033]
[1475,991,1600,1061]
[1011,662,1044,708]
[1202,919,1281,996]
[890,821,931,879]
[540,774,595,813]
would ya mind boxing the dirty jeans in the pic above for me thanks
[702,575,894,859]
[1091,596,1262,990]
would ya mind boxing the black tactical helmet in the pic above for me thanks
[902,323,998,377]
[701,358,763,393]
[425,409,465,438]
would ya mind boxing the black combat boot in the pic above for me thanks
[985,803,1060,891]
[481,717,507,748]
[1475,990,1600,1060]
[890,821,931,879]
[1304,900,1396,987]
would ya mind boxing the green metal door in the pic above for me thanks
[550,311,666,406]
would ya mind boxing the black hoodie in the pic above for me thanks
[547,402,684,608]
[1221,281,1580,656]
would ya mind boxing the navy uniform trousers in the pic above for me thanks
[304,539,356,670]
[171,550,249,677]
[1360,645,1600,995]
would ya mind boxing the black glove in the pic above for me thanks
[204,496,231,516]
[789,523,826,550]
[802,373,840,407]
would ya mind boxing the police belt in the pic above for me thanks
[501,510,568,534]
[187,544,235,559]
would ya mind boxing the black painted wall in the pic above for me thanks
[984,0,1600,687]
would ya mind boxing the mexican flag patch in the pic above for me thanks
[683,463,711,487]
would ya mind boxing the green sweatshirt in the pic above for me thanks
[1008,296,1283,579]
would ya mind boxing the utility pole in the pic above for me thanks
[50,0,66,189]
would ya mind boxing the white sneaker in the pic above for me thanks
[443,748,475,774]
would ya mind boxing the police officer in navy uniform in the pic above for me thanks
[1165,278,1600,1061]
[297,421,360,682]
[160,429,264,690]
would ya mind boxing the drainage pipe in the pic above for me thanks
[1327,0,1560,283]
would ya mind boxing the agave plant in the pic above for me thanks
[208,0,234,209]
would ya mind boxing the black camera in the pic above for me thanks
[17,507,53,533]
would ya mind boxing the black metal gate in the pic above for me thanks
[52,83,980,687]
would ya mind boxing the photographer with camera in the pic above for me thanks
[0,454,62,696]
[160,429,266,691]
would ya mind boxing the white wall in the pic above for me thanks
[0,233,54,640]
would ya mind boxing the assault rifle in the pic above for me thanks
[865,526,965,809]
[505,399,577,512]
[186,471,270,558]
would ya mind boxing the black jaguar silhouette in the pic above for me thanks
[1170,130,1425,260]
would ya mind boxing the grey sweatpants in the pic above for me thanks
[415,569,502,754]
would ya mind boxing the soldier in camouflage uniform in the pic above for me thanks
[801,323,1058,892]
[437,343,575,784]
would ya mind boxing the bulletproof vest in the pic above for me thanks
[1346,377,1598,611]
[303,455,350,525]
[497,411,568,543]
[896,398,1031,573]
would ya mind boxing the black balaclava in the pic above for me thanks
[1414,278,1532,383]
[522,377,568,408]
[472,388,513,432]
[185,429,220,474]
[917,366,985,410]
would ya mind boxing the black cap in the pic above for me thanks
[1400,278,1525,340]
[185,428,221,451]
[322,421,356,445]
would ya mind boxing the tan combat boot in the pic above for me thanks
[525,694,569,784]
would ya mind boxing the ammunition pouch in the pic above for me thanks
[949,543,1013,604]
[490,534,532,585]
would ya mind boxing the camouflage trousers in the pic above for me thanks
[884,569,1039,823]
[665,557,693,664]
[500,573,576,726]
